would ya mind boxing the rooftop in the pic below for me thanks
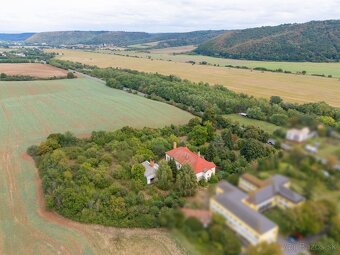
[244,174,305,205]
[215,181,277,234]
[240,173,269,188]
[287,127,310,135]
[141,161,159,178]
[166,147,216,174]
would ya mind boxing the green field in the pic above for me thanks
[225,114,280,133]
[0,78,192,255]
[102,49,340,78]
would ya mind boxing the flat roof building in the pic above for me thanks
[210,174,304,245]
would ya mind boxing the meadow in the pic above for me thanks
[49,49,340,107]
[225,114,280,134]
[0,77,192,255]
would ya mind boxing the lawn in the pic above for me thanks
[225,114,280,133]
[48,49,340,107]
[0,78,191,255]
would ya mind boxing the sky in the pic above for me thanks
[1,0,339,33]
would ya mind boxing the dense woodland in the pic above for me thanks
[196,20,340,62]
[29,118,276,255]
[0,33,34,41]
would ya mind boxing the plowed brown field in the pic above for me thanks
[0,63,68,78]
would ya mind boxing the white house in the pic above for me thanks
[286,127,314,142]
[165,143,216,181]
[141,160,159,184]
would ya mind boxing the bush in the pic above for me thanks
[67,72,76,79]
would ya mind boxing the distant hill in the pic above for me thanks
[25,30,226,47]
[0,33,35,41]
[195,20,340,62]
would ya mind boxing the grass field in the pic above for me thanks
[0,63,68,78]
[48,49,340,108]
[0,78,192,255]
[105,49,340,78]
[148,45,197,54]
[225,114,280,133]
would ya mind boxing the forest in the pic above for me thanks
[196,20,340,62]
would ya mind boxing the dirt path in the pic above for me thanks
[0,78,190,255]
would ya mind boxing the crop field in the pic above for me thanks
[0,63,68,78]
[0,78,192,255]
[225,114,280,134]
[106,49,340,78]
[148,45,197,54]
[48,49,340,108]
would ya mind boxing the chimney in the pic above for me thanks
[173,142,177,149]
[198,151,201,157]
[150,160,155,167]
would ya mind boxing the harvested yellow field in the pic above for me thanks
[49,49,340,107]
[149,45,197,54]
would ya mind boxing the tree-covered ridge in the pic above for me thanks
[196,20,340,62]
[25,30,225,47]
[0,33,35,41]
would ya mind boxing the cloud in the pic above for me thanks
[0,0,339,32]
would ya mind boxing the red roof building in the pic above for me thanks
[165,143,216,181]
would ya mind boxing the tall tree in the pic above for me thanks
[188,125,208,146]
[156,160,173,190]
[240,139,269,161]
[175,164,197,196]
[168,158,178,181]
[222,129,233,149]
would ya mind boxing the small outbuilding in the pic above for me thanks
[141,160,159,184]
[286,127,314,143]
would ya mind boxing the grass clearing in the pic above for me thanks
[0,63,68,78]
[149,45,197,54]
[0,77,191,255]
[48,49,340,107]
[225,114,280,133]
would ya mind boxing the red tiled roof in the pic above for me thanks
[166,147,216,174]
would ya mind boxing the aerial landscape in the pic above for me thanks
[0,1,339,255]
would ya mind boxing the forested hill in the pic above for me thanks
[0,33,35,41]
[25,30,225,47]
[195,20,340,62]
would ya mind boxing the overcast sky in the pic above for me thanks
[1,0,339,33]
